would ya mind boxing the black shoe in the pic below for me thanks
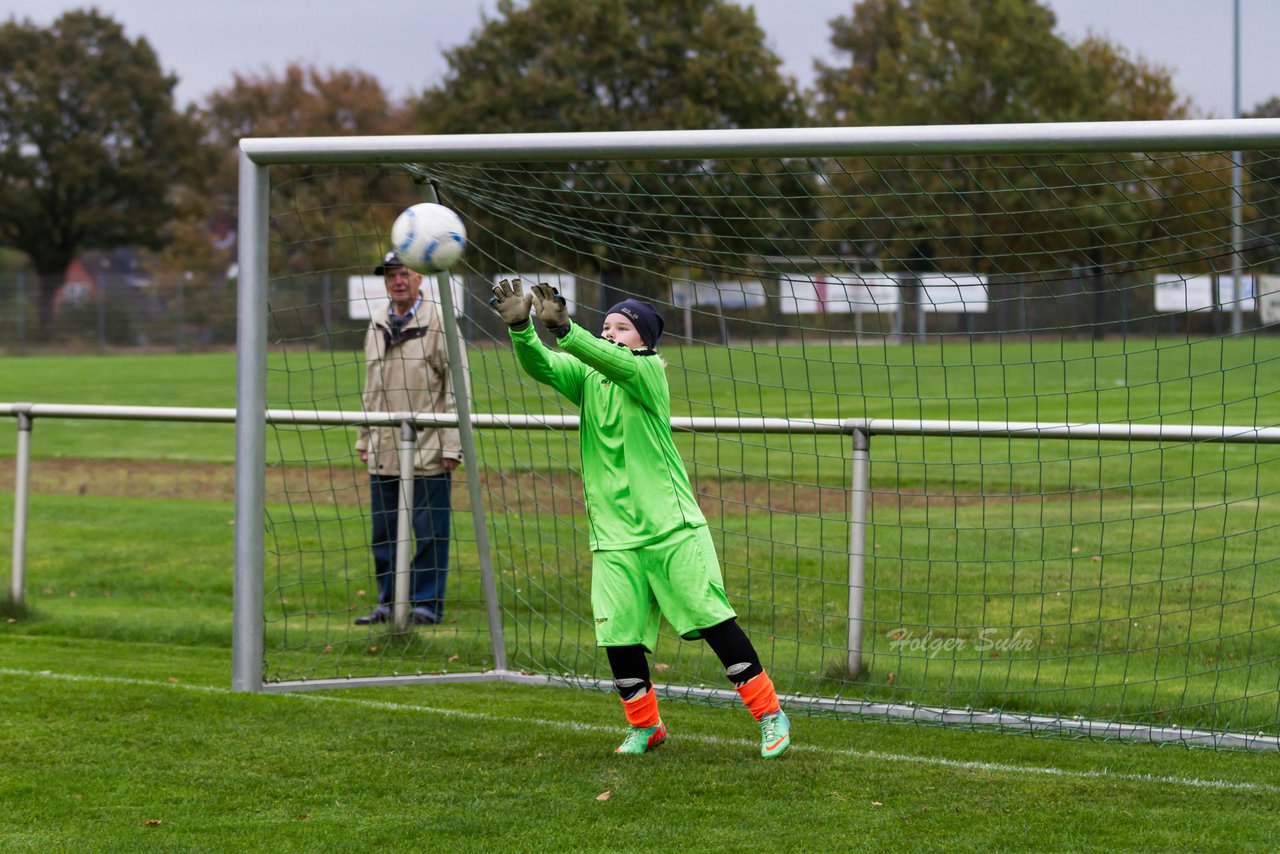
[410,606,441,625]
[354,605,390,625]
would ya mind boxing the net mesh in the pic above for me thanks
[257,143,1280,745]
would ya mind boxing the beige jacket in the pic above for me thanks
[355,299,467,476]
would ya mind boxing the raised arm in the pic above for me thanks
[491,278,587,404]
[530,284,660,398]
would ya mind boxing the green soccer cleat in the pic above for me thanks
[615,720,667,755]
[759,710,791,758]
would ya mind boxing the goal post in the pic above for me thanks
[231,148,267,693]
[233,120,1280,749]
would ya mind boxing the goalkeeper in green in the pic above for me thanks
[489,278,790,758]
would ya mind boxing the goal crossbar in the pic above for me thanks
[239,118,1280,164]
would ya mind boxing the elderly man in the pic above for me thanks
[353,251,464,626]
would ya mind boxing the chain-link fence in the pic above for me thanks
[0,272,367,353]
[3,267,1277,355]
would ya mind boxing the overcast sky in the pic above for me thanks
[3,0,1276,119]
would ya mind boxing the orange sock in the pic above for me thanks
[735,671,781,720]
[620,687,661,728]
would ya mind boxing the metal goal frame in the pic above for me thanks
[232,119,1280,749]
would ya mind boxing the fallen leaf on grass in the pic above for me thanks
[366,645,380,654]
[871,802,883,808]
[296,814,310,821]
[142,819,163,826]
[653,662,671,672]
[168,677,179,684]
[596,790,612,801]
[448,654,461,662]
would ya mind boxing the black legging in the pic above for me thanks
[606,618,763,696]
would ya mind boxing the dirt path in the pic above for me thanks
[0,457,1090,515]
[0,457,241,502]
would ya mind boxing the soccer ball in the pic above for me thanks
[390,203,467,273]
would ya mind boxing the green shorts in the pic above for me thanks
[591,524,737,651]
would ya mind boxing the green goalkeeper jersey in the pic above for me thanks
[509,321,707,551]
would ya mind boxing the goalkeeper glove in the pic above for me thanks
[488,278,534,327]
[530,283,570,335]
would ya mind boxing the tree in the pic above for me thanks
[0,9,208,332]
[202,64,411,204]
[201,65,414,278]
[814,0,1186,127]
[1243,96,1280,271]
[809,0,1196,336]
[815,0,1068,126]
[418,0,802,134]
[412,0,813,312]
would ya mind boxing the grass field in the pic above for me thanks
[3,501,1280,850]
[3,344,1280,849]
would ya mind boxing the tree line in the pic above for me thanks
[1,0,1277,337]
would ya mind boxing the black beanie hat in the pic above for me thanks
[606,298,664,348]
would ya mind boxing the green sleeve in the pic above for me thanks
[509,322,587,405]
[558,323,665,408]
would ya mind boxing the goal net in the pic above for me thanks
[233,122,1280,749]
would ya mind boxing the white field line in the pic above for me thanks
[4,666,1277,794]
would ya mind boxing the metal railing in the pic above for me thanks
[7,400,1280,676]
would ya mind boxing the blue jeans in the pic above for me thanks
[369,473,452,618]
